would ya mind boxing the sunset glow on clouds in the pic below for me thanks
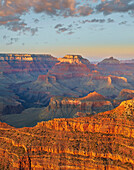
[0,0,134,60]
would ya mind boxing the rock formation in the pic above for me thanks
[58,54,91,65]
[0,53,58,75]
[39,92,113,121]
[98,56,120,65]
[0,92,113,128]
[0,53,57,62]
[49,62,91,80]
[0,99,134,169]
[1,53,134,128]
[79,91,106,101]
[116,89,134,101]
[97,57,134,81]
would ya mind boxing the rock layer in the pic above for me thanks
[39,92,113,121]
[0,99,134,169]
[0,54,58,74]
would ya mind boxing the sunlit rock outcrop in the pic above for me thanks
[58,54,90,64]
[0,99,134,169]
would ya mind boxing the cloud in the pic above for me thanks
[0,0,76,17]
[1,0,134,19]
[55,23,74,34]
[96,0,134,15]
[5,21,27,31]
[81,18,114,24]
[67,31,74,35]
[119,21,127,25]
[107,18,114,23]
[0,0,133,35]
[77,6,93,16]
[34,19,39,23]
[0,15,20,25]
[81,18,105,24]
[54,24,63,29]
[0,0,94,19]
[3,35,9,39]
[56,27,68,33]
[0,14,38,35]
[2,19,38,35]
[0,0,93,34]
[30,27,38,35]
[0,11,38,35]
[6,37,19,45]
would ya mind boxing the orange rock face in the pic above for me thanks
[0,99,134,169]
[80,91,106,101]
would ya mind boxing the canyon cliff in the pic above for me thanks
[0,53,58,75]
[40,91,113,121]
[0,99,134,169]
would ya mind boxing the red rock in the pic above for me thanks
[0,99,134,169]
[49,62,90,79]
[80,91,106,101]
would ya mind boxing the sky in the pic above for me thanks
[0,0,134,61]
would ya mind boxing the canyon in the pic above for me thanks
[0,53,134,169]
[1,54,134,128]
[0,99,134,169]
[0,91,114,128]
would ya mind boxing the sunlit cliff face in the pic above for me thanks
[0,99,134,169]
[0,54,33,61]
[0,54,56,61]
[58,55,83,64]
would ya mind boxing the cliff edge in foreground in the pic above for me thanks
[0,99,134,169]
